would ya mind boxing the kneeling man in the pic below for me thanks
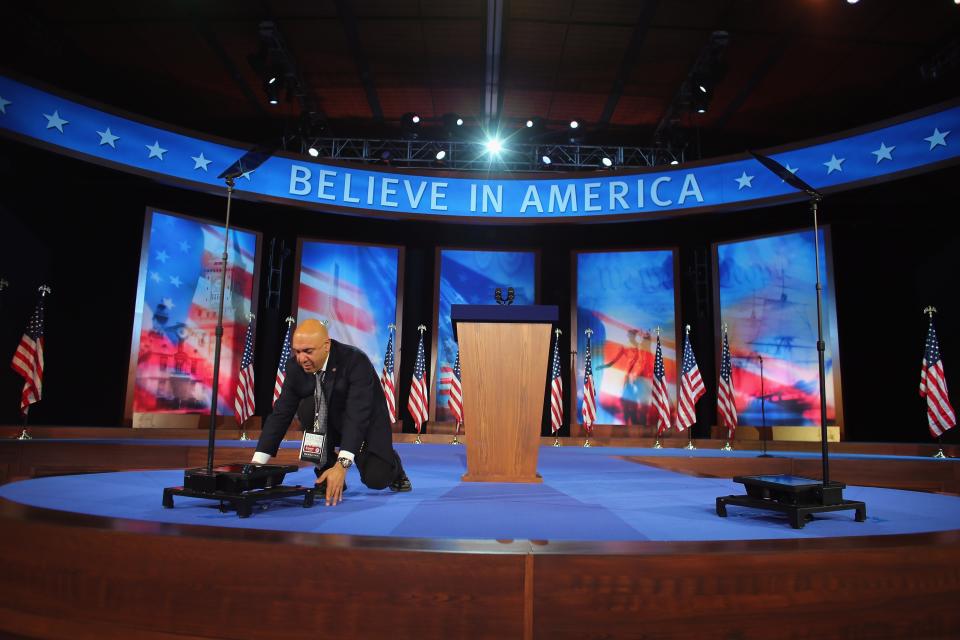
[251,318,411,505]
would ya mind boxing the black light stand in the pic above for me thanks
[163,149,315,517]
[716,151,866,528]
[757,353,772,458]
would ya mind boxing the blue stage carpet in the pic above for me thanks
[3,443,960,542]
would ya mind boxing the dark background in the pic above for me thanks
[1,138,956,443]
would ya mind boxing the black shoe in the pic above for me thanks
[390,471,412,492]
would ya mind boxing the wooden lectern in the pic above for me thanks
[452,304,558,483]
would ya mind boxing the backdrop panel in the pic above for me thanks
[715,228,841,428]
[433,249,536,423]
[127,209,260,426]
[574,250,678,426]
[294,240,401,374]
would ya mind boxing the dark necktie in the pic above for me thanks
[314,370,327,434]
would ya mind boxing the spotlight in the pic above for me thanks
[401,112,421,139]
[267,84,279,105]
[485,138,503,154]
[442,113,465,137]
[412,114,421,124]
[569,120,580,129]
[670,159,679,165]
[601,157,613,168]
[526,119,534,128]
[847,0,859,4]
[541,155,552,165]
[308,146,319,157]
[435,149,447,160]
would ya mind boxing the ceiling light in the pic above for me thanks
[526,119,534,128]
[485,138,503,155]
[435,149,447,160]
[670,160,679,165]
[569,120,579,129]
[412,114,421,124]
[601,157,613,167]
[456,118,464,126]
[307,146,319,157]
[541,155,552,165]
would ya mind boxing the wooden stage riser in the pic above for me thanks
[2,505,959,640]
[3,442,960,494]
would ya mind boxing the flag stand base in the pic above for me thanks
[652,439,663,449]
[451,434,461,445]
[717,475,866,529]
[163,464,313,518]
[17,429,31,440]
[239,431,249,441]
[683,439,696,450]
[582,438,592,448]
[720,441,733,451]
[552,436,561,447]
[932,448,948,459]
[415,433,422,444]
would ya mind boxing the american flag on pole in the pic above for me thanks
[233,314,256,425]
[921,313,956,437]
[717,326,738,439]
[448,350,463,425]
[550,330,563,434]
[11,288,48,415]
[380,326,398,423]
[676,326,704,432]
[581,330,597,432]
[273,317,295,406]
[408,327,429,432]
[652,330,671,436]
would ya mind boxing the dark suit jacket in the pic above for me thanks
[256,339,395,465]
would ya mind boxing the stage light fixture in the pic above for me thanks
[307,146,319,157]
[485,138,503,154]
[456,117,464,126]
[436,149,447,160]
[412,114,421,124]
[266,82,279,105]
[526,119,534,128]
[569,120,580,129]
[601,157,613,168]
[670,159,679,165]
[541,155,552,165]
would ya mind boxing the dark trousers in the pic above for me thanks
[314,436,403,490]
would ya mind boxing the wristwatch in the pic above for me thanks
[337,456,353,470]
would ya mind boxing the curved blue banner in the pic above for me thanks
[1,74,958,223]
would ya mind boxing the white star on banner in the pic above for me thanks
[191,152,211,171]
[155,250,169,264]
[169,275,182,288]
[146,141,167,160]
[97,128,119,148]
[43,110,68,133]
[0,96,11,114]
[824,154,845,174]
[179,240,191,252]
[924,128,950,150]
[784,164,799,175]
[240,169,254,180]
[871,142,894,163]
[734,171,754,190]
[150,271,162,283]
[162,297,175,309]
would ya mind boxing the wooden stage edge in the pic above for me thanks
[1,430,960,638]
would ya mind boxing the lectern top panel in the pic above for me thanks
[451,304,558,339]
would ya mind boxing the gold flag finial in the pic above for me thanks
[417,324,427,334]
[924,306,937,318]
[656,326,661,336]
[685,324,691,334]
[554,328,562,338]
[38,284,52,296]
[388,323,397,332]
[584,328,594,338]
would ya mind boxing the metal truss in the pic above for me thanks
[282,137,685,172]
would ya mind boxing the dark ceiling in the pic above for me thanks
[2,0,959,160]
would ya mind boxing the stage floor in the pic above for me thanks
[3,443,959,542]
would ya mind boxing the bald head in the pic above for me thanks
[292,319,331,374]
